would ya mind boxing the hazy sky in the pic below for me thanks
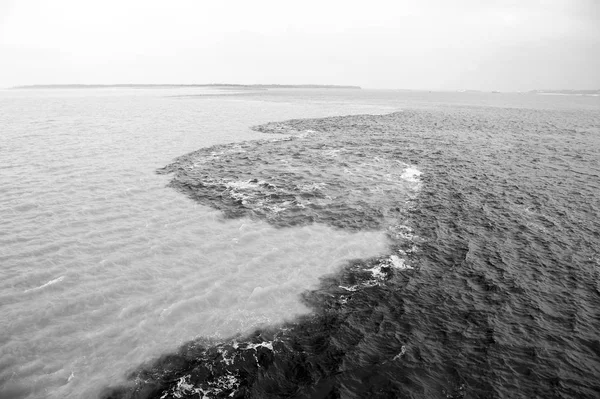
[1,0,598,90]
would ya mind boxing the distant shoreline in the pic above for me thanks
[11,83,362,90]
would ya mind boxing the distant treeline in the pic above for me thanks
[12,83,362,90]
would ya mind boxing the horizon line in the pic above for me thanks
[4,84,600,94]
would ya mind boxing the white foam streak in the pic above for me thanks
[24,276,64,293]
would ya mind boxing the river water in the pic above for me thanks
[0,88,598,398]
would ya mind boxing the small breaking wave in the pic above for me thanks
[400,166,422,183]
[24,276,64,293]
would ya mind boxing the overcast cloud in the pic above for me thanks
[0,0,598,90]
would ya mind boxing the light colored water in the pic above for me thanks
[1,88,597,399]
[0,88,396,399]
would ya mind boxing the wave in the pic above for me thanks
[24,276,65,293]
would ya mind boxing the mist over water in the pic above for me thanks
[1,88,598,398]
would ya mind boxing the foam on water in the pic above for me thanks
[400,167,422,183]
[23,276,65,293]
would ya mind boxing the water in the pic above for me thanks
[1,88,599,398]
[0,88,392,398]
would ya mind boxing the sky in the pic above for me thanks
[0,0,599,91]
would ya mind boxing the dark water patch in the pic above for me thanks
[156,115,421,231]
[100,262,421,399]
[104,108,600,398]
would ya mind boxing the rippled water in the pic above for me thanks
[0,88,393,399]
[1,88,599,398]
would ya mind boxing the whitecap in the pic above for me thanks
[24,276,65,293]
[400,167,422,183]
[243,341,274,351]
[225,180,260,190]
[389,255,413,270]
